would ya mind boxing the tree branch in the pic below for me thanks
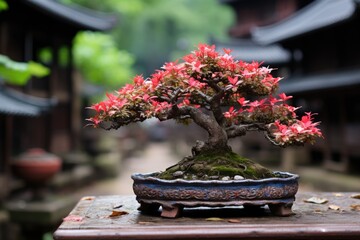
[195,90,212,102]
[158,88,182,103]
[158,105,228,151]
[206,79,226,126]
[264,131,282,146]
[226,123,268,139]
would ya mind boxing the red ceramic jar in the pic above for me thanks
[12,148,62,185]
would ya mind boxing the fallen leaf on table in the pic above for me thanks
[81,196,95,201]
[109,210,129,217]
[328,204,341,211]
[313,209,323,214]
[304,197,328,204]
[333,193,344,197]
[63,215,83,222]
[205,217,224,221]
[228,219,241,223]
[350,204,360,211]
[350,194,360,199]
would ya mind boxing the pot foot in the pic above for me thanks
[138,202,160,213]
[161,205,183,218]
[268,203,294,216]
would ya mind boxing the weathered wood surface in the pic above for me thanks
[54,192,360,240]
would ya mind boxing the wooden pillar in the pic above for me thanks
[67,41,80,150]
[0,115,13,199]
[339,97,349,171]
[322,98,332,166]
[4,116,12,174]
[324,96,349,172]
[0,22,8,54]
[24,30,34,92]
[47,39,60,152]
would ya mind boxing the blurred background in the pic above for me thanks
[0,0,360,239]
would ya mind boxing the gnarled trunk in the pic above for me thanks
[187,108,230,155]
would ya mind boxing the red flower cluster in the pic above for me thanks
[87,43,322,146]
[272,113,322,146]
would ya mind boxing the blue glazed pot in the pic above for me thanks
[132,171,299,217]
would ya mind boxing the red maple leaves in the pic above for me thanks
[87,43,322,146]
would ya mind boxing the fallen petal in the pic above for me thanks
[333,193,344,197]
[304,197,328,204]
[63,215,83,222]
[205,217,224,221]
[328,204,341,210]
[81,196,95,201]
[350,204,360,211]
[138,221,154,225]
[228,219,241,223]
[313,209,323,214]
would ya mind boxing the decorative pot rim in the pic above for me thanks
[131,171,299,184]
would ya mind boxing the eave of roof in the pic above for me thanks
[213,38,291,64]
[252,0,357,45]
[0,85,57,117]
[23,0,117,31]
[279,69,360,94]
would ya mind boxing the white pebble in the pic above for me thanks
[209,175,219,179]
[172,171,184,177]
[234,175,244,180]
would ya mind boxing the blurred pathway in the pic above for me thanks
[78,142,179,196]
[76,142,317,197]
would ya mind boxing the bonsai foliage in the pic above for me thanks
[87,44,322,179]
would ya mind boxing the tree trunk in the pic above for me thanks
[187,108,230,155]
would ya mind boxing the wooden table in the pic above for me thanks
[53,192,360,240]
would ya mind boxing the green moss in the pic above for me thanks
[157,149,275,180]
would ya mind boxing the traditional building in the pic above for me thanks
[213,0,311,162]
[0,0,116,200]
[219,0,360,175]
[252,0,360,173]
[214,0,299,67]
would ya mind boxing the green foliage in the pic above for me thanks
[38,47,52,64]
[73,31,135,89]
[0,54,50,85]
[61,0,234,75]
[38,46,70,67]
[115,0,234,74]
[0,1,49,86]
[0,0,8,11]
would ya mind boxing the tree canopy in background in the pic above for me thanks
[63,0,234,76]
[73,32,135,89]
[0,0,7,11]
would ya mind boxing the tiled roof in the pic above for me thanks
[280,69,360,94]
[23,0,117,31]
[0,85,57,117]
[252,0,357,45]
[213,38,291,64]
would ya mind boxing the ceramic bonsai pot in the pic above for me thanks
[132,171,299,218]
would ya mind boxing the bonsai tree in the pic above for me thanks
[87,44,322,180]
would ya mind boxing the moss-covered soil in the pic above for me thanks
[156,149,276,180]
